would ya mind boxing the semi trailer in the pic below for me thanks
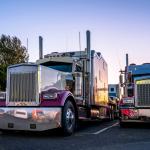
[119,54,150,126]
[0,31,116,135]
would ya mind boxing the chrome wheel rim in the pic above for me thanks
[66,108,75,129]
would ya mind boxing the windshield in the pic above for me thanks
[48,64,72,72]
[41,62,72,72]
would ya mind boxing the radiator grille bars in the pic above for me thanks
[136,81,150,106]
[9,72,37,102]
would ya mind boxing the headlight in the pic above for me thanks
[0,92,6,100]
[42,93,57,100]
[122,97,134,104]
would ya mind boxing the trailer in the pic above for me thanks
[119,54,150,126]
[0,31,116,135]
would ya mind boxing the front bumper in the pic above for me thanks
[119,107,150,122]
[0,107,62,131]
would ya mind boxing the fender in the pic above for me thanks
[0,100,6,106]
[58,90,74,106]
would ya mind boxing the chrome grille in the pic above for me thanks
[136,80,150,106]
[9,72,37,102]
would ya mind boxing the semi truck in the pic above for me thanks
[119,54,150,126]
[0,31,116,135]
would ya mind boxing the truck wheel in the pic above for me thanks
[119,121,126,128]
[109,111,114,121]
[62,101,76,136]
[111,111,115,120]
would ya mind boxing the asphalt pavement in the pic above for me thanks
[1,120,150,150]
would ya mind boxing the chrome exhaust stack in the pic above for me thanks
[125,53,129,97]
[39,36,43,59]
[85,30,91,106]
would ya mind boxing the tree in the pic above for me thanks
[0,34,29,91]
[0,65,7,90]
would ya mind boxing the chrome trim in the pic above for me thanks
[0,107,61,131]
[7,65,39,106]
[135,77,150,107]
[121,120,150,123]
[9,72,37,102]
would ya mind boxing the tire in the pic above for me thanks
[111,111,115,120]
[114,111,119,119]
[62,101,76,136]
[109,111,114,121]
[119,121,126,128]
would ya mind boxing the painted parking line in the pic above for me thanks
[92,122,119,135]
[75,122,119,136]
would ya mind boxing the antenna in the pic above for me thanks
[27,38,29,62]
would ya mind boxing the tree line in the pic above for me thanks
[0,35,29,91]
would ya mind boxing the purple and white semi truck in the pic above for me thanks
[0,31,116,135]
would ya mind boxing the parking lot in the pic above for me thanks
[1,120,150,150]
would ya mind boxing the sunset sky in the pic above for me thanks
[1,0,150,83]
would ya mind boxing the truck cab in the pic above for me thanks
[119,61,150,126]
[0,31,115,135]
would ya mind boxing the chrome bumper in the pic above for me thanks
[120,119,150,123]
[0,107,62,131]
[120,108,150,122]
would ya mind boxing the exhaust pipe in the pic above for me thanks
[126,53,129,68]
[86,30,91,73]
[125,53,129,97]
[85,30,91,106]
[39,36,43,59]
